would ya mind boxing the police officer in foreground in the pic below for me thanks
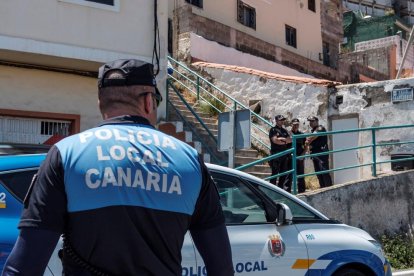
[305,116,333,188]
[268,115,292,191]
[2,59,234,276]
[290,118,306,193]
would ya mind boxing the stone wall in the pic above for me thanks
[320,0,343,69]
[192,63,333,154]
[340,45,396,79]
[298,170,414,238]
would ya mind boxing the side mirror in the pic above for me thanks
[275,203,293,226]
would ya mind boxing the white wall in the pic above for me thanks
[0,65,101,131]
[0,0,167,62]
[190,33,315,78]
[0,0,169,120]
[195,64,330,153]
[333,78,414,177]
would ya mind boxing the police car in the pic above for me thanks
[0,154,392,275]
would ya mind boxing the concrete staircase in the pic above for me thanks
[160,87,272,179]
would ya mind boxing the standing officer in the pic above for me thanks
[2,59,234,276]
[305,116,333,188]
[290,118,306,193]
[268,115,292,191]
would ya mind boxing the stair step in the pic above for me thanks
[168,113,218,125]
[249,171,271,180]
[235,156,268,165]
[236,149,261,158]
[241,165,272,174]
[158,122,176,135]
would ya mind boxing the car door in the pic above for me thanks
[183,171,309,276]
[0,168,38,270]
[0,166,63,275]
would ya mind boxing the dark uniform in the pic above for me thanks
[291,128,306,193]
[268,125,291,190]
[18,116,226,275]
[309,124,332,188]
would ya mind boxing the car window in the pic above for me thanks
[0,169,38,202]
[254,183,319,220]
[210,172,267,224]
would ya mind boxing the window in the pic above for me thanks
[285,25,297,48]
[255,184,319,220]
[308,0,316,12]
[322,42,330,66]
[85,0,113,5]
[211,172,267,224]
[40,121,70,136]
[0,170,38,202]
[58,0,120,11]
[185,0,203,8]
[237,0,256,30]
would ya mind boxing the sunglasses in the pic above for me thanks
[139,92,162,107]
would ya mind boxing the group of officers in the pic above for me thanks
[268,115,333,193]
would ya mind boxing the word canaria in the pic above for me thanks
[182,261,268,275]
[80,128,177,149]
[85,167,181,194]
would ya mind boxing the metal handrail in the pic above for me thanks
[236,124,414,195]
[168,56,272,150]
[166,97,226,165]
[167,79,218,144]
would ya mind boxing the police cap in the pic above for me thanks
[98,59,157,89]
[291,118,300,125]
[275,115,286,121]
[307,116,319,121]
[98,59,162,103]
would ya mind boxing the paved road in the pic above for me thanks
[394,270,414,276]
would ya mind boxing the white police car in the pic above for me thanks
[182,164,392,276]
[0,155,391,275]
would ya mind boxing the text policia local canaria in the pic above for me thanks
[80,128,182,194]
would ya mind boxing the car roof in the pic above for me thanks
[0,153,47,171]
[0,143,51,156]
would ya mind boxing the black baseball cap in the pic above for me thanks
[307,116,319,121]
[275,115,286,121]
[98,59,157,88]
[291,118,300,125]
[98,59,162,104]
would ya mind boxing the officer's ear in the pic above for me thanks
[143,93,153,114]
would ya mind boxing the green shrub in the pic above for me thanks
[380,234,414,270]
[198,94,227,117]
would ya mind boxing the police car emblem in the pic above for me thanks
[268,234,285,257]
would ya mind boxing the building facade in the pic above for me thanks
[0,0,168,144]
[169,0,344,81]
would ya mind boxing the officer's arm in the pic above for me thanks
[190,157,234,275]
[271,135,288,145]
[191,224,234,276]
[2,228,60,275]
[306,127,323,144]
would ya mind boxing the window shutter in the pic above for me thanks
[237,0,244,24]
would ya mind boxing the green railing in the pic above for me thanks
[167,79,227,165]
[168,56,272,151]
[237,124,414,195]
